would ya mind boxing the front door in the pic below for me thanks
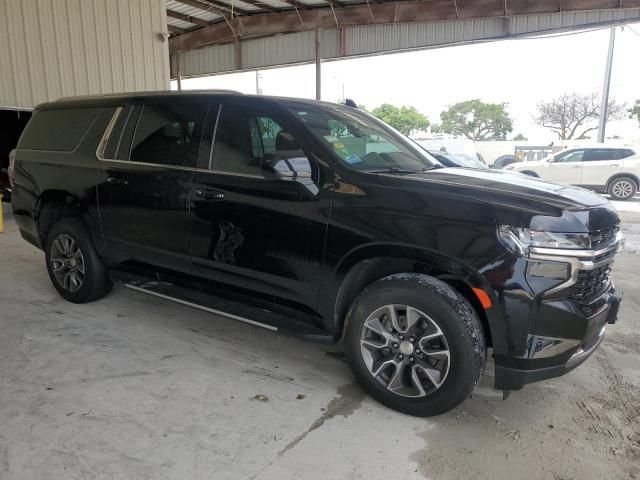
[544,149,585,185]
[97,98,210,274]
[189,100,332,312]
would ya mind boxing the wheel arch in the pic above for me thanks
[324,244,502,350]
[606,172,640,190]
[35,190,90,246]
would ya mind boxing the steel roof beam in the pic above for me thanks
[169,0,640,52]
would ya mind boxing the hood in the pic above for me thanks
[379,167,608,212]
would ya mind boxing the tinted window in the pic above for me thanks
[102,106,142,160]
[555,150,584,163]
[584,149,617,161]
[620,149,635,159]
[129,103,207,167]
[212,106,306,176]
[19,108,99,151]
[288,105,437,172]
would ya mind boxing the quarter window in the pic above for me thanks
[19,108,99,152]
[129,103,207,168]
[620,149,635,159]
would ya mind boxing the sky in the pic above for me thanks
[173,22,640,144]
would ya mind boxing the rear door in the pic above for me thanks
[97,97,210,274]
[580,148,624,187]
[544,149,584,185]
[189,99,332,311]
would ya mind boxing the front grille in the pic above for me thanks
[589,225,619,249]
[567,263,612,302]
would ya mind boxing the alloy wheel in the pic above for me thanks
[50,234,85,292]
[612,180,634,199]
[359,304,450,398]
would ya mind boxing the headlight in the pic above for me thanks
[499,226,590,254]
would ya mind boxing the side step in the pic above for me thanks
[122,279,336,343]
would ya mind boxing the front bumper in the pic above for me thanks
[495,289,621,390]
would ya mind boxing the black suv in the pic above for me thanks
[10,91,623,416]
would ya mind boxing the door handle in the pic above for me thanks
[195,189,225,201]
[571,165,581,168]
[612,163,620,167]
[106,176,128,185]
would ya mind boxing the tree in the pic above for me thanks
[436,99,513,141]
[629,99,640,127]
[512,133,528,141]
[370,104,430,136]
[534,92,625,140]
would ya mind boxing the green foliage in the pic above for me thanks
[438,99,513,141]
[629,99,640,127]
[370,104,430,136]
[512,133,528,141]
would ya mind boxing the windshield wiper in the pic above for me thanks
[365,167,423,174]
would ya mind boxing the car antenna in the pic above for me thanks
[344,98,358,108]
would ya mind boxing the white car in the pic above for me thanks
[505,145,640,200]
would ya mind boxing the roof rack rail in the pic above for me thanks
[58,89,244,101]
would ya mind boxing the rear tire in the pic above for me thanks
[344,274,486,417]
[608,177,637,201]
[44,218,112,303]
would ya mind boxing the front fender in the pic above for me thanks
[317,242,509,355]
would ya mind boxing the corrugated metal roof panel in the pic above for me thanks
[166,0,221,21]
[167,17,199,29]
[345,18,504,56]
[510,8,640,34]
[0,0,169,109]
[215,0,264,11]
[177,42,236,76]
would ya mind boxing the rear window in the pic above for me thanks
[18,108,99,151]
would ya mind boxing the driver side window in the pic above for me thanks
[212,105,311,179]
[554,150,584,163]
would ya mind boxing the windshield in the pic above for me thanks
[286,104,438,172]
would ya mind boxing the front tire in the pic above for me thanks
[45,218,112,303]
[344,274,486,417]
[608,177,637,201]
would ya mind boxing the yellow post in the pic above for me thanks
[0,192,3,233]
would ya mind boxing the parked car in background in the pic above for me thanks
[492,154,520,169]
[506,145,640,200]
[428,150,488,169]
[11,92,623,416]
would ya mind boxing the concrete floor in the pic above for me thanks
[1,203,639,480]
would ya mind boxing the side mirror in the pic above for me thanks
[262,152,312,180]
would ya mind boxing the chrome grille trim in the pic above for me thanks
[529,230,623,298]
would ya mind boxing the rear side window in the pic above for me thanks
[19,108,99,151]
[129,103,207,168]
[584,149,618,161]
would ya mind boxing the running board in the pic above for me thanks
[122,280,336,343]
